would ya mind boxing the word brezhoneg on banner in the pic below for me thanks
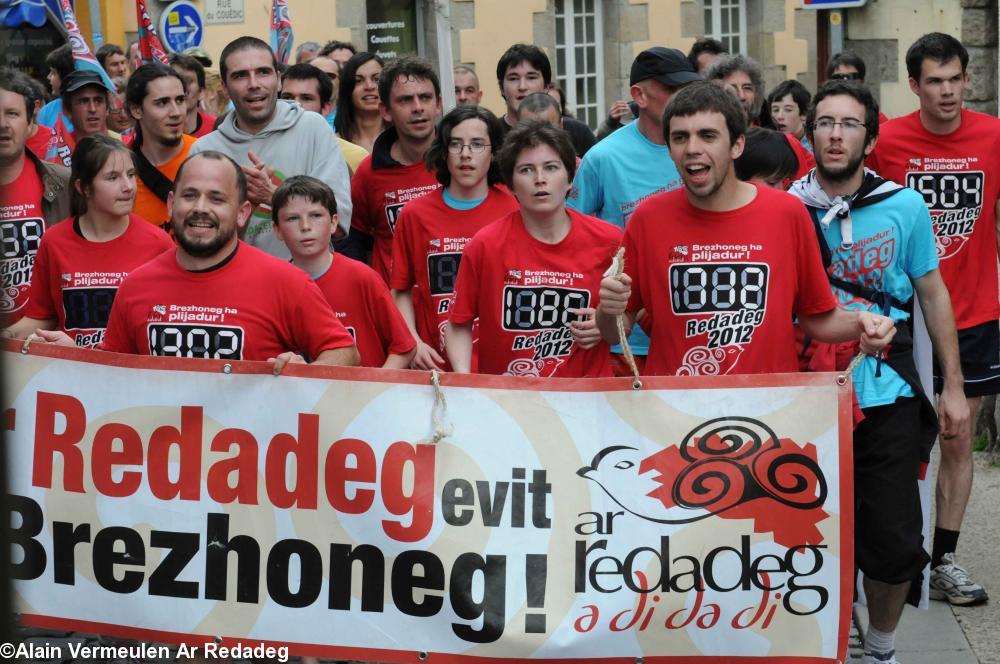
[4,342,853,662]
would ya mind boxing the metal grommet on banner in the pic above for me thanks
[20,334,40,354]
[836,352,867,386]
[418,651,428,661]
[222,363,233,374]
[636,657,644,664]
[214,635,223,645]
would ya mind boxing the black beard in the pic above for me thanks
[816,150,866,185]
[160,133,183,148]
[173,212,235,259]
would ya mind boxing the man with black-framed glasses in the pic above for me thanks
[790,78,967,664]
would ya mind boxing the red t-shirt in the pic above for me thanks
[624,185,837,376]
[0,159,47,327]
[26,126,62,164]
[102,242,356,361]
[389,187,519,364]
[350,155,441,282]
[314,253,415,367]
[193,110,217,138]
[23,214,173,348]
[451,209,621,377]
[785,132,815,179]
[867,109,1000,329]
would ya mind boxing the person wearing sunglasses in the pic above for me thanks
[827,51,889,123]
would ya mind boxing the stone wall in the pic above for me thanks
[961,0,998,115]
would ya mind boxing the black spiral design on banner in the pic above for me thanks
[753,451,827,510]
[678,416,777,462]
[665,417,827,520]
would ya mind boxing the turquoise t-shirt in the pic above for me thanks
[442,188,486,211]
[567,121,684,356]
[821,187,938,408]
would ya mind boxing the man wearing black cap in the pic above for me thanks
[60,70,116,152]
[567,46,700,374]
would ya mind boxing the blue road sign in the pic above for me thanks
[159,1,203,54]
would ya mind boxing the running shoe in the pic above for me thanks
[930,553,989,606]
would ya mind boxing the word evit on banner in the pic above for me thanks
[3,342,854,662]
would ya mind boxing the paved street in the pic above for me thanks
[850,450,999,664]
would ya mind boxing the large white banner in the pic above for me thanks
[4,341,854,662]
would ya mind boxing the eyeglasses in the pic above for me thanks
[447,140,491,154]
[811,118,867,133]
[830,72,862,81]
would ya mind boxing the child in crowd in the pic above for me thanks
[272,175,415,368]
[390,105,518,370]
[3,134,172,348]
[446,120,620,377]
[734,127,801,190]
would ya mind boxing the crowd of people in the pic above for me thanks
[1,26,998,664]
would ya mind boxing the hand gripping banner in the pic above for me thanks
[4,341,854,663]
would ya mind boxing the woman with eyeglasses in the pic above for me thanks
[390,105,517,370]
[446,120,622,378]
[2,135,172,347]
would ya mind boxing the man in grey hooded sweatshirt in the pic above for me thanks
[191,36,352,260]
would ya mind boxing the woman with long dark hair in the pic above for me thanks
[2,135,172,347]
[333,52,386,153]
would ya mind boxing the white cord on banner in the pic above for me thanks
[20,332,44,354]
[604,247,642,390]
[425,370,453,444]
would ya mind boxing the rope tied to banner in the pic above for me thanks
[20,333,43,354]
[425,369,453,445]
[605,247,642,390]
[836,352,867,386]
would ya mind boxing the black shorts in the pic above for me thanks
[934,319,1000,398]
[854,397,933,584]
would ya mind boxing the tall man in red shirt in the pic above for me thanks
[346,56,443,282]
[595,82,895,376]
[867,32,997,605]
[0,69,71,327]
[38,151,359,371]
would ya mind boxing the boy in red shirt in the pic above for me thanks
[867,32,997,605]
[447,121,620,378]
[273,175,415,368]
[596,82,895,377]
[391,105,518,370]
[345,56,442,282]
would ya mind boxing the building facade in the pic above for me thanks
[4,0,996,127]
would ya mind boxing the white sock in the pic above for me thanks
[865,624,896,658]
